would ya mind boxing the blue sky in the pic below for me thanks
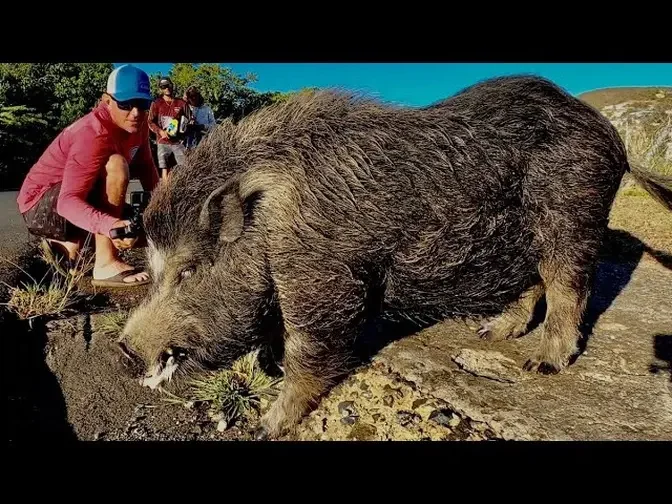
[116,63,672,107]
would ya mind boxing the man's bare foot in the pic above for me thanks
[47,239,80,261]
[93,260,150,283]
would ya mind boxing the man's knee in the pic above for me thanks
[105,154,129,182]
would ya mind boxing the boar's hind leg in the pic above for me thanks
[523,259,590,374]
[478,282,545,341]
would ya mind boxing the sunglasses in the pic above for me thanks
[114,97,151,112]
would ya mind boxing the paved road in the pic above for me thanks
[0,191,33,286]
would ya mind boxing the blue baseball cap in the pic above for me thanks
[106,64,153,102]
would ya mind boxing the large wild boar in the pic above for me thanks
[118,75,672,439]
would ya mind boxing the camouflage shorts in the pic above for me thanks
[21,183,88,242]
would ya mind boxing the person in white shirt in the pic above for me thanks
[183,85,217,148]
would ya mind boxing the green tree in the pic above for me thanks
[50,63,114,128]
[0,63,113,189]
[0,104,52,180]
[149,63,287,123]
[0,63,113,129]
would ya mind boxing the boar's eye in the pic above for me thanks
[179,267,196,281]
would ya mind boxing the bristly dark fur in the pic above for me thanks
[120,74,669,438]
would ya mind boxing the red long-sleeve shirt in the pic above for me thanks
[17,102,160,237]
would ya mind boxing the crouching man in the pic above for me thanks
[16,64,160,288]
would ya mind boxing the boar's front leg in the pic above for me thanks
[256,259,370,439]
[256,327,354,439]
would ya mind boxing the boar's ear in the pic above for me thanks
[198,176,244,243]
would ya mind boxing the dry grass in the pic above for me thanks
[162,350,283,428]
[609,188,672,254]
[623,124,671,177]
[4,280,76,321]
[609,118,671,254]
[612,115,672,253]
[1,237,94,322]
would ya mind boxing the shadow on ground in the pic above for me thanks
[4,312,78,444]
[581,229,672,355]
[2,245,111,445]
[650,334,672,382]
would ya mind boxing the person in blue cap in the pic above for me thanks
[17,64,161,288]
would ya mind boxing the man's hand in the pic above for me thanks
[109,219,137,250]
[159,129,170,140]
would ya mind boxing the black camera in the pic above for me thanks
[109,191,152,240]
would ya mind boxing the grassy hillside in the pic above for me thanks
[579,86,672,110]
[578,86,672,253]
[579,86,672,176]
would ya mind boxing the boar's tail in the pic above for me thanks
[628,162,672,212]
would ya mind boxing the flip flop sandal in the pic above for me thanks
[91,268,151,288]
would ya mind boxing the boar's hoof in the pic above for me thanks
[477,319,524,341]
[255,409,293,440]
[522,358,562,375]
[253,426,270,441]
